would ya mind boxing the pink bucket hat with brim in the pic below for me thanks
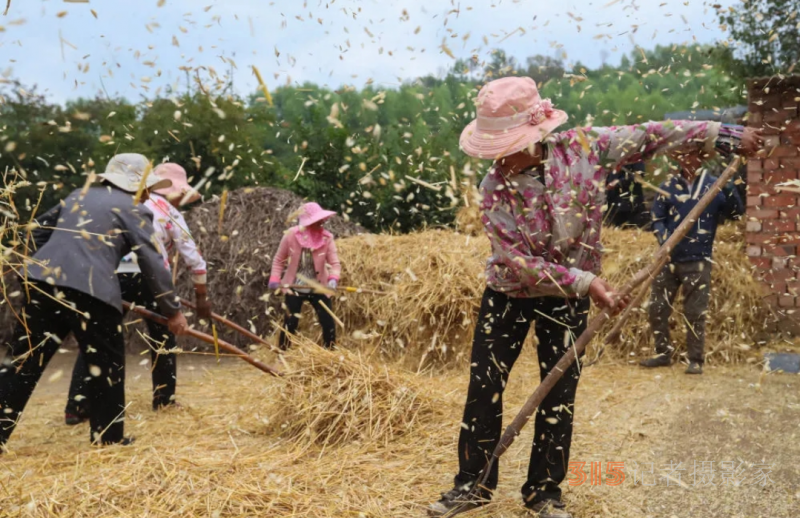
[460,76,568,159]
[298,202,336,227]
[153,163,200,205]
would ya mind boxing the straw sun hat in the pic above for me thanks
[98,153,172,193]
[459,76,568,159]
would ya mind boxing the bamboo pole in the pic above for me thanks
[179,298,271,348]
[123,302,282,377]
[460,157,741,505]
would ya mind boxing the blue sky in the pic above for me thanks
[1,0,736,103]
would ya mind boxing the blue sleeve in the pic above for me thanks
[722,183,745,220]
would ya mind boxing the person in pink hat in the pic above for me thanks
[268,202,341,349]
[65,162,211,423]
[428,76,767,518]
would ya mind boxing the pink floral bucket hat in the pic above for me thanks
[460,76,568,159]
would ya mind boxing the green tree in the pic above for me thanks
[718,0,800,78]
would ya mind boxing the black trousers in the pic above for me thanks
[67,273,177,414]
[455,288,589,506]
[0,282,126,446]
[278,293,336,349]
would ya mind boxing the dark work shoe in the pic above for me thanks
[427,485,491,517]
[65,413,88,426]
[685,362,703,375]
[526,499,572,518]
[153,401,182,411]
[639,354,671,368]
[101,436,136,446]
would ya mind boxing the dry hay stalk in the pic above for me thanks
[269,334,446,447]
[336,230,486,365]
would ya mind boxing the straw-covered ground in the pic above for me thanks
[1,337,798,517]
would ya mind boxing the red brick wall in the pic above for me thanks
[747,77,800,315]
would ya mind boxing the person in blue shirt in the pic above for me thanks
[640,148,744,374]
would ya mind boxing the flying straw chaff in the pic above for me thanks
[251,65,274,106]
[633,175,671,198]
[122,301,281,377]
[455,157,742,513]
[132,161,154,205]
[217,189,228,234]
[179,297,272,347]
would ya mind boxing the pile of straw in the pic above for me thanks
[453,180,483,236]
[334,223,771,364]
[268,335,448,447]
[335,230,487,365]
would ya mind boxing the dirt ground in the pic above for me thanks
[1,347,798,517]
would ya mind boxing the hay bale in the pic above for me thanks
[269,336,446,447]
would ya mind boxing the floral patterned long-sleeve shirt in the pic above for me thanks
[480,121,743,298]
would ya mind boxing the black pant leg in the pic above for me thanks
[648,264,681,356]
[66,273,140,416]
[309,294,336,349]
[523,296,590,506]
[278,294,305,350]
[127,274,179,409]
[66,352,91,416]
[454,288,534,494]
[147,316,177,409]
[0,286,71,447]
[67,290,126,445]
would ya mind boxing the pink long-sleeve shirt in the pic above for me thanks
[481,120,739,298]
[269,226,341,286]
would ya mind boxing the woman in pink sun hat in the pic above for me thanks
[268,202,341,350]
[428,76,768,518]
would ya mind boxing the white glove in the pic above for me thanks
[328,279,338,290]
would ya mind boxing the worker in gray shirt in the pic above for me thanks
[0,153,188,451]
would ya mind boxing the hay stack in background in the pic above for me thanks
[334,223,772,365]
[268,335,448,447]
[336,230,487,365]
[176,187,364,346]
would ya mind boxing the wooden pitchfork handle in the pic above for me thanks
[463,157,741,502]
[179,297,271,348]
[282,284,388,295]
[123,301,282,377]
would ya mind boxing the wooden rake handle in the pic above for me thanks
[123,302,282,377]
[472,157,741,491]
[179,297,271,348]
